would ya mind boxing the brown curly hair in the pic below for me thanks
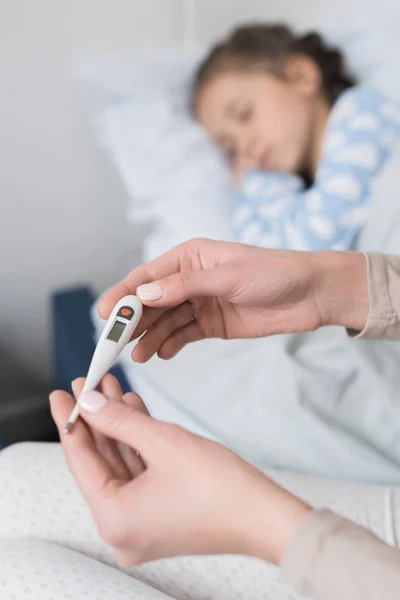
[192,24,356,109]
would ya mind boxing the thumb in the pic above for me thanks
[78,391,161,458]
[136,265,230,309]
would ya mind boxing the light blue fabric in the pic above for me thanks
[233,87,400,251]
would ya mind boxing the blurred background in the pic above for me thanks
[1,0,399,447]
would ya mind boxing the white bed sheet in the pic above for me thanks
[109,143,400,483]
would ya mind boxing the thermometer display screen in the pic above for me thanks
[107,320,127,343]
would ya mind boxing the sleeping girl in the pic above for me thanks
[192,24,400,251]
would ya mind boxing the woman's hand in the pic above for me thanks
[97,239,368,362]
[67,374,148,480]
[50,378,310,566]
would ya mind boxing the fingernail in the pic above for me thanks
[137,282,163,301]
[49,392,56,403]
[78,390,107,414]
[71,379,78,395]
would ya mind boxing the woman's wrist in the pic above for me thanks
[311,251,369,332]
[238,475,311,565]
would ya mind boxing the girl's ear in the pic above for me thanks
[283,54,322,98]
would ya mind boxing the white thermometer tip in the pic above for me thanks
[64,404,80,434]
[64,421,74,435]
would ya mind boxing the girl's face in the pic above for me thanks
[195,60,326,179]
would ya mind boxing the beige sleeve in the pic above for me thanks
[281,508,400,600]
[348,252,400,340]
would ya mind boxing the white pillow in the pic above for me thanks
[76,52,236,260]
[330,22,400,103]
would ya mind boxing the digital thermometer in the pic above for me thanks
[64,295,143,434]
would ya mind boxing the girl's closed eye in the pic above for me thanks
[226,147,237,163]
[237,105,253,123]
[228,100,253,124]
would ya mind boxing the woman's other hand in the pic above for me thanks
[50,382,310,566]
[98,239,368,362]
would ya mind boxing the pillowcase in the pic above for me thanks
[332,22,400,103]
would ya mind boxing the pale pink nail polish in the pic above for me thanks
[137,282,163,301]
[78,390,107,413]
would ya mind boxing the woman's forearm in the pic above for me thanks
[281,508,400,600]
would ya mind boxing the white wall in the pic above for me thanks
[0,0,183,385]
[191,0,399,45]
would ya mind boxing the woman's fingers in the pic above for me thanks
[132,302,195,363]
[71,378,118,467]
[91,375,132,481]
[100,374,123,402]
[70,375,131,482]
[136,267,230,310]
[77,399,162,459]
[50,390,119,506]
[117,392,149,477]
[127,306,165,342]
[122,392,150,416]
[71,377,85,398]
[97,249,185,320]
[157,321,206,360]
[70,375,148,479]
[97,239,225,320]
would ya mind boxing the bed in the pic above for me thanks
[75,1,400,484]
